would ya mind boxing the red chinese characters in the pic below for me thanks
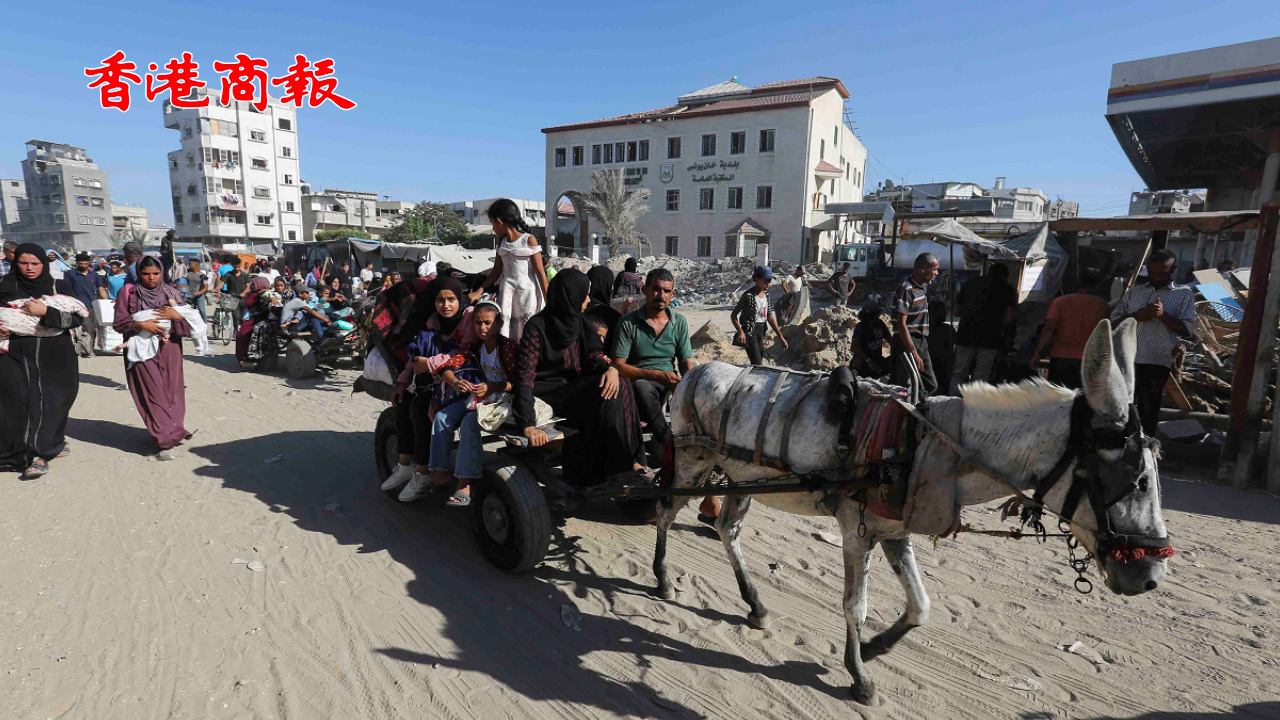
[146,53,209,108]
[213,53,270,111]
[84,51,142,112]
[271,55,357,110]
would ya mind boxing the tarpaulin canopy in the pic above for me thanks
[285,238,495,277]
[961,223,1068,302]
[921,218,1021,260]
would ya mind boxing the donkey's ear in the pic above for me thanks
[1081,319,1128,420]
[1110,317,1138,403]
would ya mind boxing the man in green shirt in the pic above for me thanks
[612,268,691,463]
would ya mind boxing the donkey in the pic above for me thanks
[653,319,1169,703]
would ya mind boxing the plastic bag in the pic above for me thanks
[475,393,553,432]
[363,346,395,385]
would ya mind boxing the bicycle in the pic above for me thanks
[210,292,239,346]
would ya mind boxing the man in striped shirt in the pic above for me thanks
[891,252,940,398]
[1110,248,1195,435]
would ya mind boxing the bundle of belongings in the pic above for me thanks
[0,295,89,354]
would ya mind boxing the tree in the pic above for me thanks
[567,169,651,256]
[383,201,470,244]
[315,227,372,241]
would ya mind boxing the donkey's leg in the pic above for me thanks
[836,514,878,704]
[653,493,697,600]
[717,494,769,628]
[862,536,931,662]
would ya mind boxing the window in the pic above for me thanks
[73,177,85,187]
[191,213,200,223]
[725,237,738,257]
[90,197,103,208]
[727,186,743,210]
[92,217,105,226]
[175,213,183,224]
[665,189,680,211]
[639,140,649,161]
[281,146,292,158]
[283,174,294,185]
[53,213,64,224]
[627,141,637,163]
[756,185,773,209]
[592,144,601,164]
[614,142,625,164]
[199,118,239,136]
[253,186,271,199]
[701,133,716,157]
[820,139,825,160]
[40,195,49,206]
[187,183,197,196]
[79,215,91,225]
[172,196,182,214]
[834,126,839,146]
[730,131,746,155]
[250,129,267,142]
[49,176,60,186]
[667,136,681,159]
[285,201,295,212]
[665,236,679,255]
[697,236,712,256]
[759,128,775,153]
[572,146,584,166]
[89,179,102,189]
[554,147,566,167]
[252,157,268,170]
[288,230,297,241]
[170,158,178,169]
[603,143,613,163]
[255,214,273,225]
[278,118,292,131]
[699,188,714,211]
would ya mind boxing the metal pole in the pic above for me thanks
[1223,202,1279,486]
[949,243,956,326]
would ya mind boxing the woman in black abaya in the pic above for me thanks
[0,244,83,478]
[513,269,645,485]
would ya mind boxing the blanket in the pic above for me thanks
[0,294,90,354]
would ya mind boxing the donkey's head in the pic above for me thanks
[1074,318,1169,596]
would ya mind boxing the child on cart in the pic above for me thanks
[431,301,516,507]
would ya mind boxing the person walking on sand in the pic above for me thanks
[114,257,193,460]
[731,265,788,365]
[1029,268,1111,389]
[891,253,939,400]
[468,198,548,343]
[0,244,84,478]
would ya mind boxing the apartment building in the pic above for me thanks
[544,76,867,263]
[112,203,149,243]
[449,198,546,233]
[301,187,415,240]
[164,89,302,253]
[16,141,114,249]
[0,178,25,239]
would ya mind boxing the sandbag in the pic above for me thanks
[901,396,964,536]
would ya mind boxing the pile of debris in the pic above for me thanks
[687,304,865,372]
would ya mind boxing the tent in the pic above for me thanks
[960,224,1068,303]
[286,238,495,279]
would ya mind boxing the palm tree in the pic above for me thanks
[568,169,652,257]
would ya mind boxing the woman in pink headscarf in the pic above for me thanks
[234,275,274,364]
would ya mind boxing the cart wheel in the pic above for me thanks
[373,406,399,494]
[851,287,868,303]
[286,339,317,378]
[472,459,551,573]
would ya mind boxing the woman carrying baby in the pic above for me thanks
[0,244,83,478]
[114,256,193,460]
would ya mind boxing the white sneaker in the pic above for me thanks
[380,463,414,492]
[397,472,433,502]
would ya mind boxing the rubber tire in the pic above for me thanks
[471,459,552,574]
[851,287,868,303]
[373,406,400,496]
[286,339,318,378]
[220,313,234,346]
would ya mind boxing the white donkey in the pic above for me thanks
[654,319,1170,704]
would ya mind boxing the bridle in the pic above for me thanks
[1018,392,1174,592]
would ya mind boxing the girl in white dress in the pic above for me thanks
[469,198,549,343]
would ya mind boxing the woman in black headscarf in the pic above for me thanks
[584,265,621,346]
[0,244,83,477]
[513,269,644,485]
[612,257,643,297]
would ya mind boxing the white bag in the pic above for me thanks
[475,393,554,432]
[92,298,115,326]
[363,347,395,385]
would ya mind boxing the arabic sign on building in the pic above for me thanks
[687,160,740,183]
[623,167,648,186]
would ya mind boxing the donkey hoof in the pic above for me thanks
[747,612,771,630]
[850,679,877,705]
[657,585,676,601]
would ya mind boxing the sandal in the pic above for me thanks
[23,458,49,479]
[446,490,471,508]
[56,446,71,459]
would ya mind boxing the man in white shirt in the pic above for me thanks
[262,258,281,283]
[1110,248,1195,436]
[360,261,375,285]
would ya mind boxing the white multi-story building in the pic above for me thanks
[448,198,546,234]
[163,90,302,253]
[111,203,149,244]
[543,76,867,263]
[16,141,114,249]
[0,178,26,239]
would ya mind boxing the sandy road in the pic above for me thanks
[0,339,1278,720]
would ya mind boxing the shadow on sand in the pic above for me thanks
[188,429,844,716]
[1020,703,1280,719]
[1160,476,1280,527]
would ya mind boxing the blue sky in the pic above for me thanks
[1,1,1276,226]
